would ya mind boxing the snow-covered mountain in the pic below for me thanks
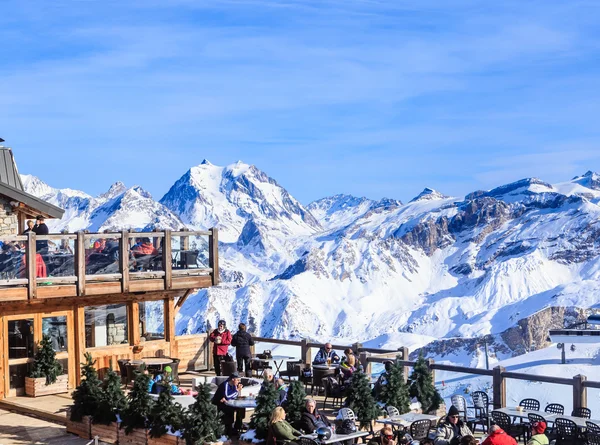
[22,165,600,362]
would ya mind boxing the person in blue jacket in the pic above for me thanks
[312,343,340,365]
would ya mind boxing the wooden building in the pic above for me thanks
[0,145,217,398]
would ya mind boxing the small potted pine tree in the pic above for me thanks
[247,381,278,441]
[25,334,68,397]
[345,370,381,431]
[120,366,155,444]
[378,357,410,414]
[91,364,128,444]
[147,382,185,444]
[408,354,444,416]
[182,383,227,445]
[283,380,306,429]
[68,353,102,439]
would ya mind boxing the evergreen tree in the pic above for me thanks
[284,380,306,427]
[148,383,185,438]
[121,367,154,434]
[378,357,410,414]
[250,380,278,439]
[408,354,442,413]
[94,364,128,425]
[30,334,63,384]
[345,370,381,430]
[70,353,102,421]
[182,383,224,445]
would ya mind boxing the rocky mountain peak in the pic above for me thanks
[99,181,127,200]
[409,187,448,203]
[573,171,600,190]
[200,159,213,166]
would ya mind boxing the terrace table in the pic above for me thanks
[225,397,257,409]
[251,355,295,375]
[494,407,558,422]
[553,415,600,429]
[301,430,370,444]
[312,363,340,370]
[376,412,440,428]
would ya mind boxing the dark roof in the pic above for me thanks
[0,147,64,219]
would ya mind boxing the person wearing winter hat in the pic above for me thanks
[480,425,517,445]
[526,421,548,445]
[209,319,232,376]
[434,405,473,445]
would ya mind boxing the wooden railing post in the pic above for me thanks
[300,338,311,364]
[162,229,172,290]
[75,231,86,296]
[573,374,588,409]
[352,342,362,354]
[209,227,219,286]
[399,347,409,381]
[359,351,371,375]
[26,231,37,299]
[493,366,506,409]
[180,228,190,251]
[120,230,129,293]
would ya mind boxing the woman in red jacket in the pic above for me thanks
[209,320,232,376]
[481,425,518,445]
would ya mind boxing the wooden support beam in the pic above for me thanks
[174,289,194,314]
[573,374,588,409]
[73,305,85,386]
[120,230,129,293]
[493,366,506,409]
[300,338,311,365]
[209,227,219,286]
[164,298,177,358]
[75,232,86,296]
[162,229,172,290]
[27,232,37,299]
[129,301,140,356]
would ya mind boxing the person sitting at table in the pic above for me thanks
[339,348,358,382]
[232,322,254,377]
[268,406,302,445]
[367,425,396,445]
[526,421,548,445]
[132,237,158,255]
[481,425,517,445]
[313,343,340,365]
[209,320,233,376]
[434,406,473,445]
[260,369,275,394]
[23,220,35,234]
[274,378,289,406]
[373,361,393,398]
[299,398,332,433]
[212,372,244,436]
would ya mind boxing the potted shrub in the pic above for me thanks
[147,382,185,444]
[283,380,306,429]
[68,353,102,439]
[345,370,381,431]
[91,364,128,444]
[377,356,410,414]
[25,334,68,397]
[408,354,443,415]
[247,380,278,441]
[182,383,227,445]
[120,366,155,444]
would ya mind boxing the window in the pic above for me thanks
[42,316,68,352]
[139,300,165,341]
[85,304,128,348]
[8,319,34,359]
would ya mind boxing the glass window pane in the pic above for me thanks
[42,316,68,352]
[139,301,165,341]
[8,319,34,359]
[9,363,32,390]
[85,304,128,348]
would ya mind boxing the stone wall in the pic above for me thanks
[0,196,18,236]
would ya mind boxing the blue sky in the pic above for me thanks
[2,0,600,204]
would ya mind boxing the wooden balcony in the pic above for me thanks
[0,228,219,304]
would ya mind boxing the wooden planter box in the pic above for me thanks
[25,374,68,397]
[66,414,92,439]
[147,433,179,444]
[91,422,120,444]
[120,427,149,444]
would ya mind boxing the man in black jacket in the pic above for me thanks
[33,215,49,253]
[231,323,254,377]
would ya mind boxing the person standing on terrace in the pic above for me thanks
[313,342,340,365]
[33,215,49,252]
[210,319,232,375]
[231,322,254,377]
[23,220,35,234]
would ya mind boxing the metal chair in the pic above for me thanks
[491,411,527,441]
[554,417,581,445]
[339,407,356,421]
[322,377,345,410]
[451,394,469,423]
[545,403,565,415]
[279,360,302,381]
[386,406,400,418]
[586,421,600,435]
[117,358,130,384]
[409,419,432,441]
[572,407,592,419]
[519,398,541,411]
[587,432,600,445]
[470,391,491,433]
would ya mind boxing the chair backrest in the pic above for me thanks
[451,394,468,421]
[386,406,400,418]
[472,391,489,415]
[587,432,600,445]
[555,418,579,437]
[410,419,432,440]
[491,411,512,430]
[221,360,237,376]
[519,398,540,411]
[572,407,592,419]
[587,421,600,435]
[286,360,301,376]
[527,413,546,425]
[545,403,564,415]
[339,407,356,421]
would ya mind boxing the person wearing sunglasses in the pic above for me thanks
[368,425,396,445]
[313,342,341,365]
[434,405,473,445]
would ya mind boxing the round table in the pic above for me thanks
[225,397,258,409]
[143,358,173,366]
